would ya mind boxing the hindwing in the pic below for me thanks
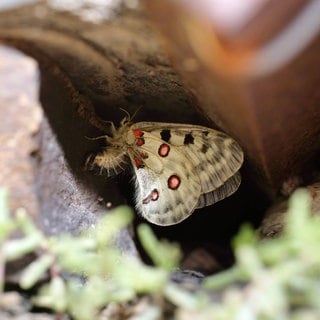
[127,131,201,226]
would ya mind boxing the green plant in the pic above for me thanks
[0,188,180,319]
[1,188,320,320]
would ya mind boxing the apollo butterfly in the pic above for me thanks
[87,115,244,226]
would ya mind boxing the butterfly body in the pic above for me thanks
[89,118,244,226]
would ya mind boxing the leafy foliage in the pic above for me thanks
[1,188,320,319]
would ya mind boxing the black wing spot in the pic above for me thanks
[164,205,173,213]
[201,143,209,153]
[196,163,205,172]
[160,129,171,142]
[184,133,194,145]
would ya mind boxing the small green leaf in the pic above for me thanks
[114,256,168,293]
[164,283,203,309]
[232,223,257,248]
[20,254,54,289]
[89,206,133,246]
[285,189,312,239]
[2,233,43,261]
[204,266,244,290]
[15,208,42,236]
[138,223,181,270]
[67,276,134,320]
[33,276,67,312]
[0,189,15,241]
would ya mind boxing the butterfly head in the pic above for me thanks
[105,116,132,145]
[86,116,133,176]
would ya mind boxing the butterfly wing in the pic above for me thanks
[196,171,241,208]
[126,122,243,225]
[127,131,202,226]
[132,122,243,194]
[179,128,243,194]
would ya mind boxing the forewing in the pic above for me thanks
[182,129,243,193]
[132,122,243,194]
[127,131,201,226]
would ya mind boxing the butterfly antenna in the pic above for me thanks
[119,107,131,121]
[119,106,142,122]
[131,106,142,121]
[85,135,108,141]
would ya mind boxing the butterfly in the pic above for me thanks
[87,116,244,226]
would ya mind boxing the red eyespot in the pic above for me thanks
[143,189,159,204]
[139,151,148,159]
[151,189,159,201]
[134,157,144,169]
[168,175,181,190]
[132,129,145,146]
[133,129,144,137]
[136,138,145,146]
[158,143,170,157]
